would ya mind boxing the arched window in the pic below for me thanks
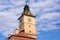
[28,18,31,22]
[29,31,31,33]
[29,25,30,27]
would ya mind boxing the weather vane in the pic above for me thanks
[26,0,29,4]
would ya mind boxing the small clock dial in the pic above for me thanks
[28,18,31,22]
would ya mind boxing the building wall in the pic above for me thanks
[23,15,36,35]
[19,15,36,36]
[19,16,24,32]
[24,15,35,24]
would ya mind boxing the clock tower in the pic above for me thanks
[18,4,36,38]
[7,3,36,40]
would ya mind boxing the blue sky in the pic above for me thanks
[0,0,60,40]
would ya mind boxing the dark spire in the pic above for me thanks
[18,2,36,20]
[24,3,30,11]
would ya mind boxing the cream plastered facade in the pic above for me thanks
[19,15,36,38]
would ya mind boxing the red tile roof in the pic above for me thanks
[8,32,35,39]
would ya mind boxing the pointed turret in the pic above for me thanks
[24,3,30,11]
[18,4,36,20]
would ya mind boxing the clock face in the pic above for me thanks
[28,18,31,22]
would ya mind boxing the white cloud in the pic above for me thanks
[0,0,60,37]
[40,12,60,20]
[30,0,60,15]
[9,0,25,6]
[0,11,19,36]
[36,12,60,31]
[0,0,25,36]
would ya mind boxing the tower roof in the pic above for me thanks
[7,32,36,39]
[23,3,32,15]
[24,3,30,11]
[18,4,36,20]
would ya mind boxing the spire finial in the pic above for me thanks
[26,0,27,4]
[23,0,30,11]
[26,0,29,5]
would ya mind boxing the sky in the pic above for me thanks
[0,0,60,40]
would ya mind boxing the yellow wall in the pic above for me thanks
[24,15,36,35]
[19,15,36,38]
[24,15,35,24]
